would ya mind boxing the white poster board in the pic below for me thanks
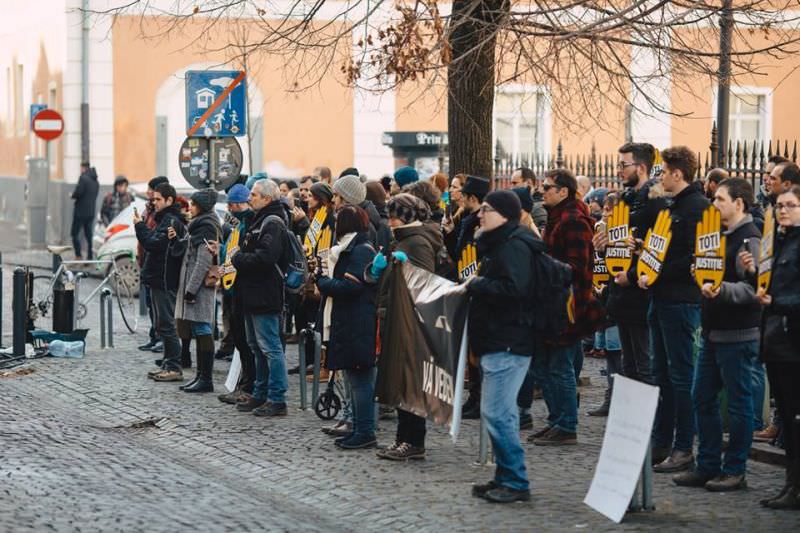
[584,375,660,523]
[224,350,242,392]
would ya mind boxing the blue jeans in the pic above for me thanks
[751,362,766,431]
[340,372,353,424]
[649,300,700,452]
[595,326,621,351]
[345,367,376,439]
[693,338,757,476]
[481,352,530,491]
[532,342,579,433]
[244,313,288,404]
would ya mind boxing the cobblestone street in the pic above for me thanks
[1,263,798,532]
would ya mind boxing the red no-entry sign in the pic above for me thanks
[32,109,64,141]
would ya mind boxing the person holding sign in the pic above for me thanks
[601,143,666,395]
[638,146,709,473]
[750,185,800,509]
[674,178,761,492]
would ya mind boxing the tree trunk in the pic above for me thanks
[447,0,509,182]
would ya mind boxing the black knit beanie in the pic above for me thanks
[190,188,218,213]
[485,190,522,222]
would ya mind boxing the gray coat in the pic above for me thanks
[173,211,221,324]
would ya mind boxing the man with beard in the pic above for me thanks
[134,183,187,380]
[594,143,666,409]
[138,176,170,353]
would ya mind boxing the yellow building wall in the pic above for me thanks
[112,16,354,182]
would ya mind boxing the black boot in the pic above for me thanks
[184,348,214,393]
[180,339,192,369]
[588,388,611,417]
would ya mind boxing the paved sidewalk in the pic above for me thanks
[0,267,796,532]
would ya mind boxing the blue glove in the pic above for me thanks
[370,252,388,278]
[391,251,408,263]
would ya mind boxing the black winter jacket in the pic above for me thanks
[317,232,377,370]
[650,182,710,303]
[231,201,288,315]
[762,226,800,362]
[606,180,668,324]
[701,216,761,341]
[71,167,99,219]
[360,200,393,253]
[134,204,187,290]
[468,222,536,357]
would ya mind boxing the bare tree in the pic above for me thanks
[89,1,800,178]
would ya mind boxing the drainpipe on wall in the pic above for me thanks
[81,0,90,163]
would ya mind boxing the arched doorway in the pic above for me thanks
[154,63,264,188]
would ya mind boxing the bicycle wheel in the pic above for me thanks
[113,271,139,333]
[31,275,55,319]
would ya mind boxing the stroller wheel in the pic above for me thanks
[314,391,341,420]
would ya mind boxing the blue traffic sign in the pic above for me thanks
[185,70,247,137]
[30,104,47,128]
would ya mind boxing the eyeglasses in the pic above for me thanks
[617,162,637,170]
[478,205,497,214]
[542,183,561,192]
[775,203,800,211]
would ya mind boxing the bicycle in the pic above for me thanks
[31,245,139,334]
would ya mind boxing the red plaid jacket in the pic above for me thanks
[544,198,605,346]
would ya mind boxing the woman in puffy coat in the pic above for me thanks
[369,193,443,462]
[753,184,800,509]
[316,205,377,449]
[169,188,222,394]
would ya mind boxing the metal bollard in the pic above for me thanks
[311,330,322,407]
[630,443,655,511]
[138,280,147,316]
[100,288,113,349]
[106,288,114,348]
[0,251,3,346]
[298,328,308,409]
[12,267,27,357]
[52,252,61,274]
[478,415,494,465]
[642,444,654,510]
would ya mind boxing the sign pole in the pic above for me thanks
[209,138,217,188]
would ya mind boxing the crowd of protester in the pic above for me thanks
[132,147,800,507]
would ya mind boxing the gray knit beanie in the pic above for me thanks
[332,174,366,205]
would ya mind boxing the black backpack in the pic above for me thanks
[523,239,573,341]
[265,215,309,295]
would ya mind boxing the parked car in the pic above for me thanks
[95,195,228,295]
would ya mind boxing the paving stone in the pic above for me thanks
[0,265,796,531]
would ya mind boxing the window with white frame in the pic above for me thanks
[728,89,770,145]
[493,89,547,164]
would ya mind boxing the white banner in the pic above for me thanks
[584,375,659,523]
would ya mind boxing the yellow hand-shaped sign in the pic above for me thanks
[637,209,673,286]
[592,234,610,291]
[693,206,726,290]
[605,200,633,274]
[758,206,775,292]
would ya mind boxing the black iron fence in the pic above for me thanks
[493,123,799,194]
